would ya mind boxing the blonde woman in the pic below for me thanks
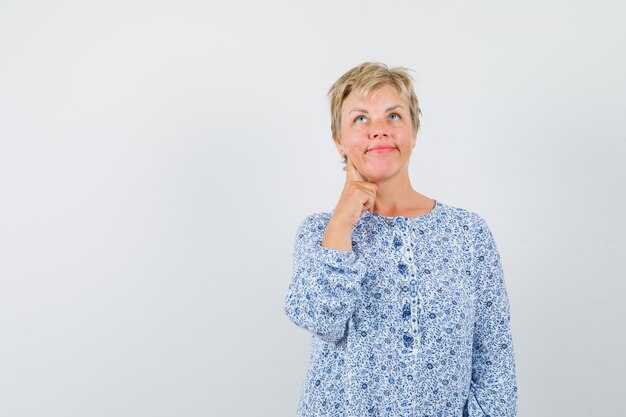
[284,62,518,417]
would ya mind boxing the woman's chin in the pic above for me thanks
[367,160,410,180]
[364,169,396,183]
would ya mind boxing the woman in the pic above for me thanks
[283,62,518,417]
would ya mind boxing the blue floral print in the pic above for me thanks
[284,200,517,416]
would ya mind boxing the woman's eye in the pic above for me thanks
[354,115,367,123]
[389,113,400,120]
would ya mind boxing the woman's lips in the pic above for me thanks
[368,147,396,154]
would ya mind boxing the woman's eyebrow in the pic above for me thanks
[349,105,404,114]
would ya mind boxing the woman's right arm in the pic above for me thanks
[283,213,366,344]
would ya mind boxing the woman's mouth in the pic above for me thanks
[368,147,396,154]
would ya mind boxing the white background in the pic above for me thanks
[1,1,625,416]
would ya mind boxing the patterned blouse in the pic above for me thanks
[283,199,518,417]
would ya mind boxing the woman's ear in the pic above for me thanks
[333,136,345,156]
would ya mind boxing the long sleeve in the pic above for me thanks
[283,213,367,344]
[465,214,518,417]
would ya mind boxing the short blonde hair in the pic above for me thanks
[327,62,422,168]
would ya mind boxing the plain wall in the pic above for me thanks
[1,0,625,416]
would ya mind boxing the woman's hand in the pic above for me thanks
[332,157,378,227]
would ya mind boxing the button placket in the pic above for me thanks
[396,217,421,355]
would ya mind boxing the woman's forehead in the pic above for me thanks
[342,85,406,110]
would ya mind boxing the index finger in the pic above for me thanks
[346,157,365,183]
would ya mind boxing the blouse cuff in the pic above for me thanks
[309,240,367,284]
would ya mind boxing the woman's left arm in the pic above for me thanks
[465,214,518,417]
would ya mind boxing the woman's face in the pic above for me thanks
[334,84,416,182]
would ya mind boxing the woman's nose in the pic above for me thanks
[369,118,389,138]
